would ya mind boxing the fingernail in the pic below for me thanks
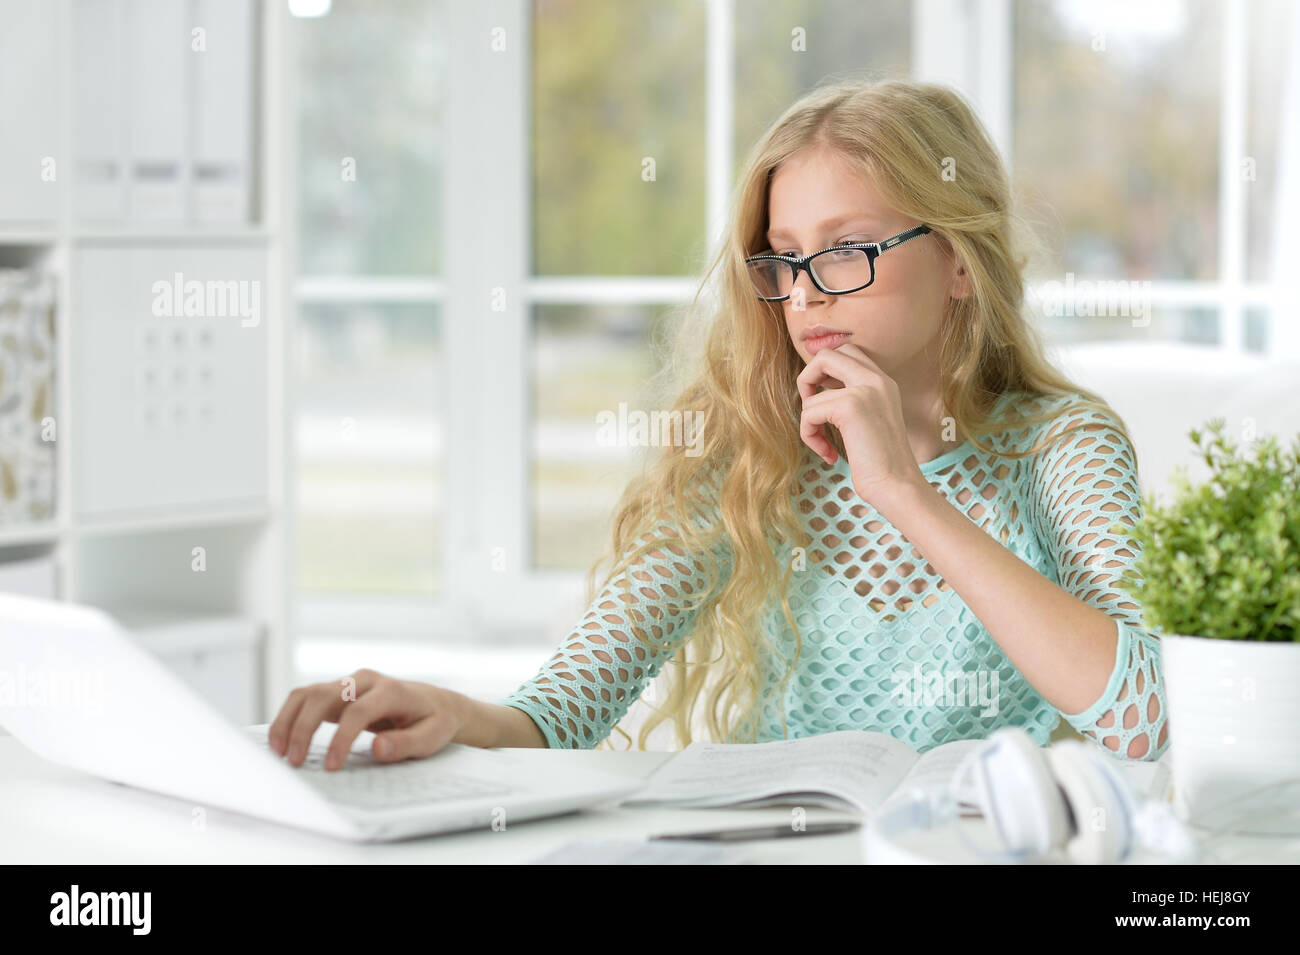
[289,745,303,763]
[375,738,392,757]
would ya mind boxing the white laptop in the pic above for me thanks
[0,592,643,842]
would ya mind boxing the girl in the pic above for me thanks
[269,79,1168,772]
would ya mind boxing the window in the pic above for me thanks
[296,0,442,277]
[733,0,912,176]
[1009,0,1295,354]
[1014,0,1220,284]
[296,303,441,594]
[289,0,1295,644]
[531,303,673,570]
[291,0,445,621]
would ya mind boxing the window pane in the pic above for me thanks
[1013,0,1220,280]
[1244,307,1268,354]
[532,304,675,570]
[1246,0,1291,282]
[297,304,440,594]
[295,0,444,275]
[734,0,912,180]
[533,0,706,275]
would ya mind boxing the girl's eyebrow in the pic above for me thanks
[766,213,878,243]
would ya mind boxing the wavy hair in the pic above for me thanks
[587,77,1132,751]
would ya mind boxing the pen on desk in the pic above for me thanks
[649,820,861,842]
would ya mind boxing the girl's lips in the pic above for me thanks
[805,332,853,354]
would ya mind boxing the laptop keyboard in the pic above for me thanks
[247,728,514,811]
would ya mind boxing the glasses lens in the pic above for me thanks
[747,258,790,299]
[811,247,872,293]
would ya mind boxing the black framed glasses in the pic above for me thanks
[745,224,932,301]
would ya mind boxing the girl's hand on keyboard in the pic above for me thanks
[268,669,468,770]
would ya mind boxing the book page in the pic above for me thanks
[622,730,921,814]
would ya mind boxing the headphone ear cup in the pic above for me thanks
[971,728,1070,858]
[1046,741,1135,865]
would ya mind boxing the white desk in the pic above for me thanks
[0,737,1295,864]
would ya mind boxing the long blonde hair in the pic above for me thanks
[589,78,1131,751]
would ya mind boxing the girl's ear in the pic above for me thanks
[949,257,973,300]
[935,232,972,300]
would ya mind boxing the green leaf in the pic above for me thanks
[1114,417,1300,642]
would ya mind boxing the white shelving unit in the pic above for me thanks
[0,0,286,726]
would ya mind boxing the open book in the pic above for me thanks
[618,729,1172,816]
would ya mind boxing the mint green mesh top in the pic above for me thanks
[500,390,1169,761]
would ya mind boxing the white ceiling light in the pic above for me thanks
[287,0,331,17]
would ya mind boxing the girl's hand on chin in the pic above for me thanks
[795,342,925,505]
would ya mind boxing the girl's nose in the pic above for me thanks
[788,264,823,309]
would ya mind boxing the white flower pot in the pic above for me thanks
[1160,634,1300,829]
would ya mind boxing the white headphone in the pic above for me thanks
[864,727,1201,864]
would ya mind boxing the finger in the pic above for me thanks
[807,346,879,393]
[323,677,407,771]
[283,688,344,766]
[372,713,454,763]
[283,672,378,767]
[797,347,872,400]
[796,357,831,402]
[268,687,308,756]
[799,397,840,465]
[827,344,898,403]
[832,341,885,374]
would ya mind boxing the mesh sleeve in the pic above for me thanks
[498,518,730,749]
[1028,400,1170,761]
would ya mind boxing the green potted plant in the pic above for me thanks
[1112,417,1300,824]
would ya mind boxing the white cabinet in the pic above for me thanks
[111,608,265,727]
[71,244,269,517]
[0,0,283,729]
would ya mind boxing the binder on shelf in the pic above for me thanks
[71,0,257,227]
[72,0,127,221]
[0,0,61,223]
[124,0,189,222]
[0,269,57,526]
[190,0,254,224]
